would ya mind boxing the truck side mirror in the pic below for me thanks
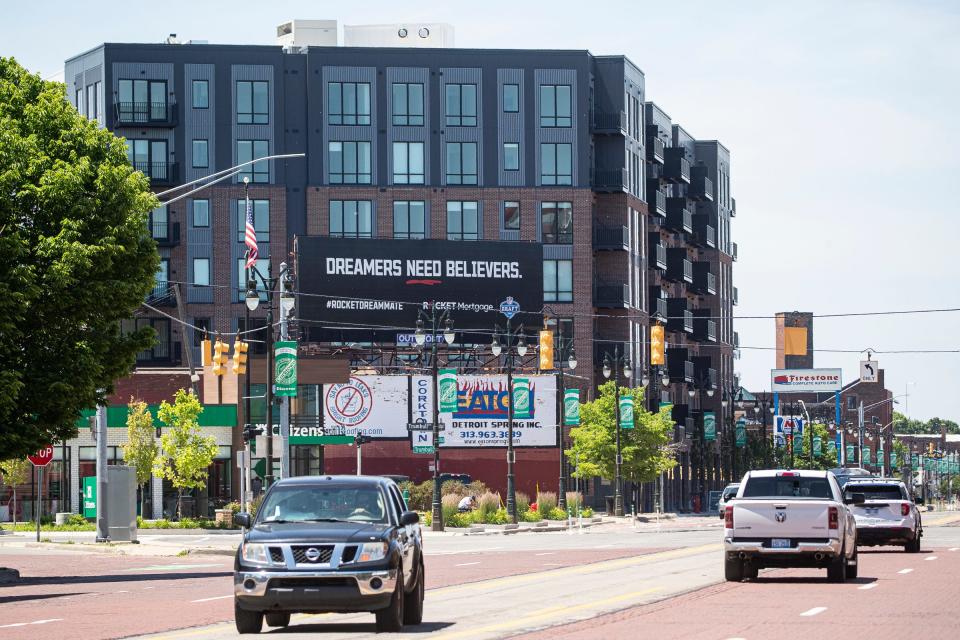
[235,512,251,528]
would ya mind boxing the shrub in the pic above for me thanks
[250,494,265,519]
[421,511,432,527]
[582,507,594,518]
[441,480,470,497]
[401,481,434,512]
[445,512,473,528]
[565,492,583,511]
[515,492,530,514]
[66,513,88,527]
[476,492,500,523]
[545,507,567,521]
[466,480,488,496]
[537,491,558,515]
[484,508,509,525]
[151,518,172,529]
[520,509,542,522]
[178,517,202,529]
[225,501,242,515]
[441,493,460,524]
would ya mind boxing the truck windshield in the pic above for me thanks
[741,477,833,499]
[844,485,906,501]
[257,485,388,524]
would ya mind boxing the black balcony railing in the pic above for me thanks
[668,356,695,383]
[649,296,667,320]
[666,298,693,333]
[592,110,627,134]
[593,224,630,251]
[691,214,716,248]
[731,197,737,217]
[692,262,716,295]
[732,242,738,261]
[664,147,691,184]
[648,235,667,270]
[647,136,665,164]
[147,280,176,306]
[594,283,630,308]
[693,318,717,343]
[733,286,739,306]
[591,167,628,192]
[132,161,179,185]
[151,221,181,247]
[689,165,714,201]
[665,198,693,233]
[114,101,178,127]
[666,249,693,284]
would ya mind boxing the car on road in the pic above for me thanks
[723,470,860,583]
[843,478,922,552]
[829,467,873,488]
[717,483,740,519]
[233,475,424,634]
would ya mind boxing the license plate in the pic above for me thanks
[771,538,791,549]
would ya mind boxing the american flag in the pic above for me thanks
[244,197,258,268]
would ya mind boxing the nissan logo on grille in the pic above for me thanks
[304,547,321,562]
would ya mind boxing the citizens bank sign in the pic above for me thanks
[770,368,843,392]
[296,237,542,333]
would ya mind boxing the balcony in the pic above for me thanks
[591,167,628,193]
[693,357,718,389]
[147,280,176,306]
[132,161,179,185]
[733,331,740,348]
[663,147,691,184]
[648,234,667,270]
[594,283,630,308]
[647,135,665,164]
[593,224,630,251]
[151,221,181,248]
[691,214,716,248]
[666,298,693,334]
[692,262,717,295]
[667,347,695,382]
[666,248,693,284]
[592,110,627,135]
[646,181,667,216]
[649,295,667,321]
[733,286,739,306]
[665,198,693,234]
[731,197,737,217]
[732,242,738,261]
[693,316,717,343]
[593,341,630,366]
[689,165,714,201]
[114,101,178,127]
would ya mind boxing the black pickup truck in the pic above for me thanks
[233,475,424,634]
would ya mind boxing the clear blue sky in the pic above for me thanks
[5,1,959,421]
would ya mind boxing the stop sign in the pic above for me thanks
[28,445,54,467]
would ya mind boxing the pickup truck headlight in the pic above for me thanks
[241,543,270,565]
[357,542,388,563]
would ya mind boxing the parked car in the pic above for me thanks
[723,470,859,583]
[829,467,874,488]
[233,475,424,634]
[843,478,922,552]
[717,483,740,519]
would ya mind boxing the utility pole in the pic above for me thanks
[95,402,109,542]
[278,262,293,480]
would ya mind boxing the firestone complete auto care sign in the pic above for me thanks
[770,368,842,393]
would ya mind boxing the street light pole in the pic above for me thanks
[544,314,576,512]
[493,320,527,524]
[602,345,631,518]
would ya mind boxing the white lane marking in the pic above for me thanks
[898,568,913,574]
[116,590,130,594]
[143,586,155,590]
[925,556,938,561]
[191,595,233,603]
[542,563,562,566]
[0,619,63,629]
[535,552,555,556]
[800,607,827,617]
[428,546,502,556]
[455,562,480,567]
[858,582,878,590]
[595,544,615,548]
[949,547,958,552]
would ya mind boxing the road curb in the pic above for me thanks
[184,548,236,557]
[0,567,20,583]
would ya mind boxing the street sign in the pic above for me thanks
[82,476,96,518]
[28,445,54,467]
[413,445,435,454]
[860,360,878,383]
[406,421,443,432]
[499,296,520,319]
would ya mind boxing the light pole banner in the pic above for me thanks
[563,389,580,426]
[846,443,855,462]
[813,436,822,457]
[274,341,298,397]
[438,368,458,413]
[863,446,871,466]
[793,435,803,455]
[512,377,532,419]
[704,412,716,441]
[735,418,746,448]
[891,451,897,469]
[619,395,634,429]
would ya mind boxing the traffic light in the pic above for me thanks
[539,330,554,370]
[354,433,373,446]
[232,339,249,375]
[650,325,665,365]
[212,339,228,376]
[242,424,264,442]
[200,339,212,367]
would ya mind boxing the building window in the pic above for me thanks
[329,200,373,238]
[503,143,520,171]
[540,143,572,185]
[503,84,519,112]
[847,396,857,411]
[149,205,168,241]
[193,317,212,347]
[544,259,573,302]
[393,201,426,239]
[193,258,210,287]
[541,202,573,244]
[192,199,210,227]
[445,83,477,126]
[192,139,209,168]
[126,139,169,180]
[445,142,478,185]
[328,82,371,125]
[502,202,520,231]
[236,80,268,124]
[95,81,103,121]
[328,141,372,184]
[539,84,572,127]
[237,200,270,243]
[392,142,425,184]
[446,201,479,241]
[554,318,575,361]
[75,88,84,115]
[192,80,209,109]
[392,83,424,126]
[238,258,270,303]
[237,140,269,183]
[86,84,97,120]
[118,79,167,122]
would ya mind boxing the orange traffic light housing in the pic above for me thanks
[232,339,249,375]
[212,339,228,376]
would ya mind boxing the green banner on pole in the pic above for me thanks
[863,446,871,466]
[82,476,96,518]
[735,417,746,448]
[813,436,822,457]
[891,451,898,469]
[846,443,855,462]
[513,377,531,419]
[274,341,298,397]
[439,368,458,413]
[704,412,716,441]
[563,389,580,426]
[793,435,803,454]
[619,395,634,429]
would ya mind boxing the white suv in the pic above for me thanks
[843,478,922,553]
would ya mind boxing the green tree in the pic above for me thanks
[0,57,160,460]
[789,423,839,470]
[152,390,217,520]
[567,381,676,485]
[0,457,32,528]
[121,399,158,518]
[893,412,960,435]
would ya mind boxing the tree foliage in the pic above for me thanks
[0,457,32,527]
[121,399,158,517]
[782,422,839,470]
[152,390,217,519]
[0,58,160,459]
[566,381,676,484]
[893,412,959,435]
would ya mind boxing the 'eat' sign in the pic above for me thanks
[28,445,54,467]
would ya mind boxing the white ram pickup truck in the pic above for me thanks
[723,470,860,583]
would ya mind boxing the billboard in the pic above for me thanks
[770,368,842,392]
[296,237,543,332]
